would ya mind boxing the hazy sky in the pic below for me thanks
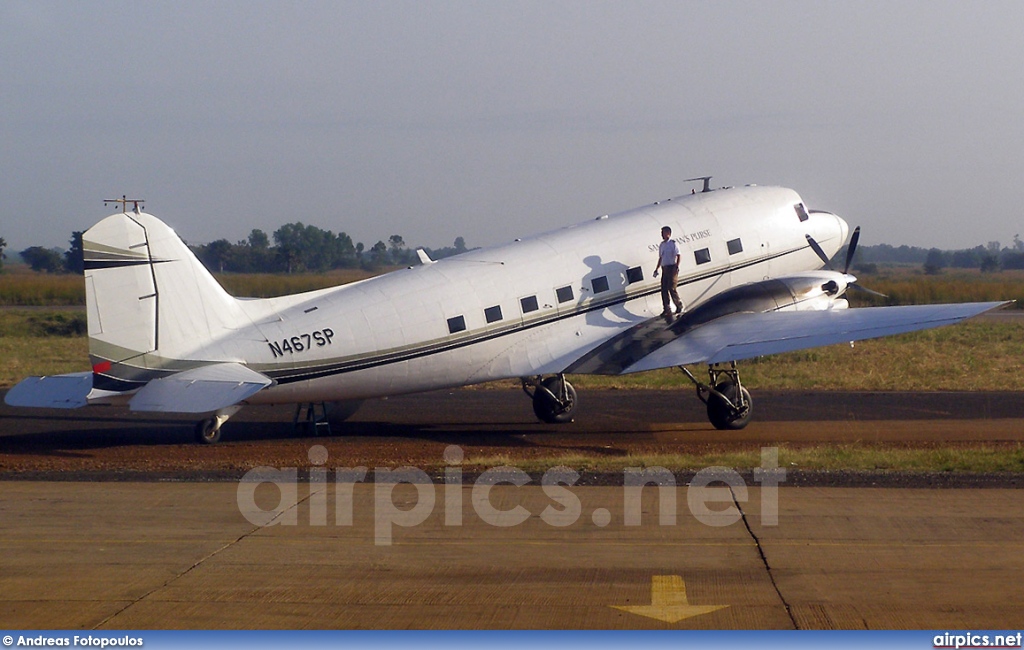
[3,1,1024,254]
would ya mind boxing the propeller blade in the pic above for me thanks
[805,235,832,269]
[808,226,886,298]
[847,282,888,299]
[843,226,861,274]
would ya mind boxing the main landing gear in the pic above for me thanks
[194,405,243,444]
[521,366,750,429]
[522,374,578,424]
[681,361,753,430]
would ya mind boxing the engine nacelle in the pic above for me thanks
[677,271,853,331]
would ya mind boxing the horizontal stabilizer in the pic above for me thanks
[128,363,273,414]
[4,372,93,409]
[623,301,1008,374]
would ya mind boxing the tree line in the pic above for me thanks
[8,232,86,274]
[2,224,472,275]
[7,226,1024,276]
[857,236,1024,274]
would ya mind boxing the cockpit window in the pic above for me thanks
[795,203,809,222]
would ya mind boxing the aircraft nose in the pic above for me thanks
[835,213,850,247]
[810,210,849,258]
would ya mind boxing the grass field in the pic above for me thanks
[0,268,84,306]
[463,444,1024,473]
[0,265,391,305]
[848,267,1024,309]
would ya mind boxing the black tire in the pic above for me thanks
[706,381,753,430]
[532,377,578,424]
[194,418,222,444]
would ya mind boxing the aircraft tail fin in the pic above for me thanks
[84,209,248,381]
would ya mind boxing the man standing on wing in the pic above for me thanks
[653,226,684,317]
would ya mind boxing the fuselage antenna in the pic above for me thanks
[683,176,713,193]
[104,195,146,214]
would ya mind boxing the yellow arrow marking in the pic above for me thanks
[611,575,728,623]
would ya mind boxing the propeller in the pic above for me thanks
[843,226,860,274]
[806,226,888,298]
[805,234,833,268]
[846,278,888,298]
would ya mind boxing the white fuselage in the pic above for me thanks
[192,185,848,404]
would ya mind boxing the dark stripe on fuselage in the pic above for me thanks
[84,259,173,271]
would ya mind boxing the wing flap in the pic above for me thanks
[622,301,1008,374]
[128,362,273,413]
[4,372,93,409]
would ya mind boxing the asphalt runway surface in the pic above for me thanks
[2,388,1024,478]
[3,389,1024,629]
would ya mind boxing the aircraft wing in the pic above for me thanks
[566,302,1008,375]
[4,372,94,409]
[128,362,274,413]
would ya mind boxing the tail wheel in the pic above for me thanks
[532,376,578,424]
[706,381,752,430]
[194,418,222,444]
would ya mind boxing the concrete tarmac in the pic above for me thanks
[3,390,1024,629]
[2,481,1023,629]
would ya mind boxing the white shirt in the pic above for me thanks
[658,239,681,266]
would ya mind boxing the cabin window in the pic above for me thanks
[520,295,539,313]
[484,305,503,323]
[626,266,644,284]
[795,203,809,222]
[727,238,743,255]
[447,315,466,334]
[694,248,711,265]
[591,276,609,294]
[556,285,574,303]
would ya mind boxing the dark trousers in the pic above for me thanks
[660,264,682,312]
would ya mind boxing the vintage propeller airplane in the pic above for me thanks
[5,178,1005,442]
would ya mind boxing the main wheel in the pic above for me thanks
[706,381,753,430]
[194,418,222,444]
[532,376,578,424]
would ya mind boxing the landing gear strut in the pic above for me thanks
[681,361,753,430]
[522,374,578,423]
